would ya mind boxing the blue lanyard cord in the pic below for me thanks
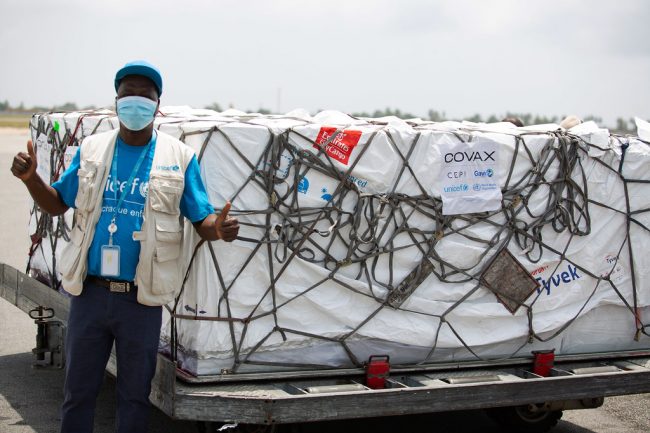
[110,134,155,227]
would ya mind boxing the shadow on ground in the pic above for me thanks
[0,351,196,433]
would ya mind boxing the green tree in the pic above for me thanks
[427,109,446,122]
[54,102,78,111]
[205,102,222,111]
[532,115,558,125]
[583,115,603,125]
[520,113,532,125]
[614,118,633,134]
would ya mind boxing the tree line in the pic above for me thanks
[0,100,94,113]
[205,104,641,134]
[1,99,641,134]
[351,108,639,135]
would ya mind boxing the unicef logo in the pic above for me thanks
[297,176,309,194]
[486,168,494,177]
[139,181,149,198]
[443,184,469,193]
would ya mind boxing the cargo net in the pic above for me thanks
[26,110,650,374]
[169,118,650,374]
[27,111,117,287]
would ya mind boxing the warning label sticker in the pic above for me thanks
[313,127,362,165]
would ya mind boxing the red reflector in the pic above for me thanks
[366,355,390,389]
[532,349,555,377]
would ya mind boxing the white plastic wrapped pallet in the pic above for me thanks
[27,109,650,376]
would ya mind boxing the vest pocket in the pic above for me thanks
[151,245,181,295]
[155,214,183,242]
[58,224,85,277]
[144,174,185,297]
[149,175,184,214]
[75,162,101,212]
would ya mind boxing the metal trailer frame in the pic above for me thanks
[3,262,650,427]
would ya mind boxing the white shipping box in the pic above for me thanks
[28,109,650,376]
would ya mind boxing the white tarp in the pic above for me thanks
[28,109,650,376]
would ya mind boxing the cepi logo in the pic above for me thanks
[443,184,469,193]
[447,170,466,179]
[474,168,494,177]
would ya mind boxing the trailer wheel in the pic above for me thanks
[486,405,563,433]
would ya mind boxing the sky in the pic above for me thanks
[1,0,649,125]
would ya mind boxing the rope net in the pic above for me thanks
[27,108,650,376]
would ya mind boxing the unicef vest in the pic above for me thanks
[57,129,195,306]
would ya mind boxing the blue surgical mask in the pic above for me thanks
[116,96,158,131]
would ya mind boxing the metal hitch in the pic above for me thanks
[29,306,65,369]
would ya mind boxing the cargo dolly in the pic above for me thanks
[2,262,650,433]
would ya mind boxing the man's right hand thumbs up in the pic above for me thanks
[11,140,38,182]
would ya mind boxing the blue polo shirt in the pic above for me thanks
[52,132,214,281]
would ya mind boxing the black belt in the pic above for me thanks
[86,276,136,293]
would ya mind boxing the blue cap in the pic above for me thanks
[114,60,163,96]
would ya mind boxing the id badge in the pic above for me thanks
[101,245,121,277]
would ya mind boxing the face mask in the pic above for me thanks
[116,96,158,131]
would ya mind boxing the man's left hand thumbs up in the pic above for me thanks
[215,201,239,242]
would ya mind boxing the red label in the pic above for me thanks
[313,127,362,165]
[530,265,549,276]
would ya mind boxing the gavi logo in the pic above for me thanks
[535,264,581,295]
[474,168,494,177]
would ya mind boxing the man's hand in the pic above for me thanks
[215,201,239,242]
[193,201,240,242]
[11,140,38,182]
[10,139,69,216]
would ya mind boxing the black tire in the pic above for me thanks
[486,406,563,433]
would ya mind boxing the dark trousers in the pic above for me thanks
[60,280,162,433]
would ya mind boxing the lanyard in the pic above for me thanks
[107,133,155,245]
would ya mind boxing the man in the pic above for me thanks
[11,60,239,433]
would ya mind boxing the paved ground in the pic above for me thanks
[0,128,648,433]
